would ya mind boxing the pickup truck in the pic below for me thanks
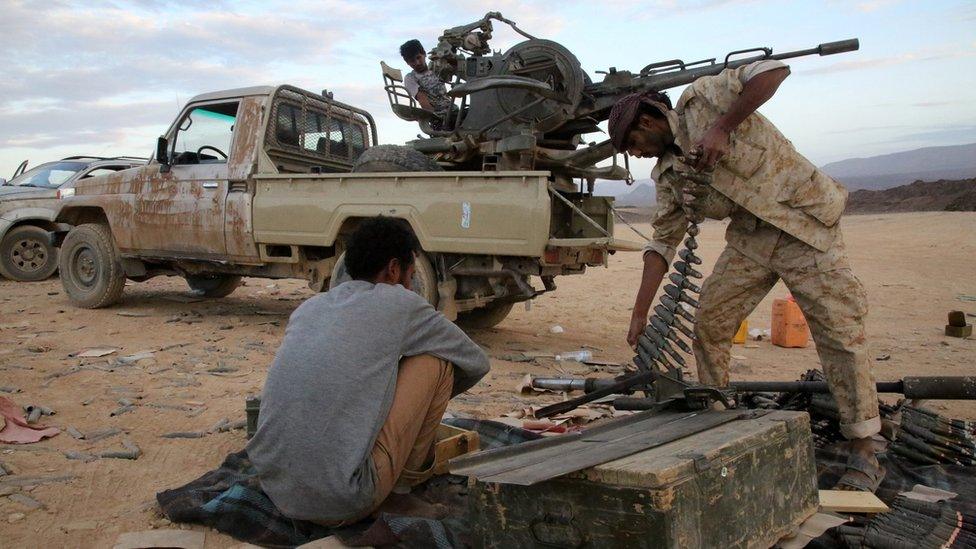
[55,85,637,328]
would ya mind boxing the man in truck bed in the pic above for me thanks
[610,59,883,491]
[246,216,490,524]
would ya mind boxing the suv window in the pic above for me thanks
[8,161,87,188]
[82,166,130,178]
[172,102,239,164]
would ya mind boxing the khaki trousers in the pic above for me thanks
[368,354,454,511]
[692,230,881,439]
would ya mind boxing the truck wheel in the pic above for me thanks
[59,223,125,308]
[0,225,59,281]
[329,250,438,307]
[352,145,442,173]
[456,302,515,330]
[185,274,242,298]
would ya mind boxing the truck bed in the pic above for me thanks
[252,171,553,257]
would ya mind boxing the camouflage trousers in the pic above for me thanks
[692,229,881,439]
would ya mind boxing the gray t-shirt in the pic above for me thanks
[403,69,453,118]
[246,280,490,522]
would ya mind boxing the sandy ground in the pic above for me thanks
[0,211,974,547]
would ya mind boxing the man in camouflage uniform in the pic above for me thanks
[608,59,883,490]
[400,39,455,130]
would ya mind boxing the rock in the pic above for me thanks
[7,512,25,523]
[8,492,44,510]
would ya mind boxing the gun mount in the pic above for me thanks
[384,12,859,190]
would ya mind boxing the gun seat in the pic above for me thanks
[380,61,438,124]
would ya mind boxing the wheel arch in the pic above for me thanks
[329,211,432,251]
[56,206,110,228]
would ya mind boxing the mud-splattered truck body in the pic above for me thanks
[55,85,637,327]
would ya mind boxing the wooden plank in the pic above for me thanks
[485,411,741,485]
[818,490,890,513]
[586,411,796,489]
[451,410,744,485]
[450,411,692,479]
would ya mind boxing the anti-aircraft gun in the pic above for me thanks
[382,11,859,191]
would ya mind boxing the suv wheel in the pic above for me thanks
[184,274,243,298]
[0,225,59,281]
[59,223,125,308]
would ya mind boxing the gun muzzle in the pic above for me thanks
[819,39,859,56]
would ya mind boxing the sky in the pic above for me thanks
[1,0,974,182]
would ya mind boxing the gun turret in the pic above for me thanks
[390,13,859,190]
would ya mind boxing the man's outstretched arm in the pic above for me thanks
[415,90,434,112]
[690,66,789,171]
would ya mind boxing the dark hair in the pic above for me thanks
[639,91,672,119]
[345,216,420,280]
[400,39,425,59]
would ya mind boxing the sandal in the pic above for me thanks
[834,452,885,492]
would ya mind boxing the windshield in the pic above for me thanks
[7,161,87,188]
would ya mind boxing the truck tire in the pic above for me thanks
[59,223,126,308]
[0,225,59,281]
[329,250,438,307]
[352,145,442,173]
[185,274,243,298]
[456,301,515,330]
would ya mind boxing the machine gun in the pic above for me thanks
[384,12,859,190]
[532,374,976,417]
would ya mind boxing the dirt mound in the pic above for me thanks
[845,178,976,214]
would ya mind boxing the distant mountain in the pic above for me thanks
[845,178,976,214]
[822,143,976,191]
[615,181,656,207]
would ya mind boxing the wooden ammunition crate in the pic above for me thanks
[469,410,818,548]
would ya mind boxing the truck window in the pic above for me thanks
[172,102,239,164]
[345,123,366,159]
[265,87,371,172]
[326,118,349,158]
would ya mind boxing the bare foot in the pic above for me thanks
[373,492,449,519]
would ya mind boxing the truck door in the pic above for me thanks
[133,100,238,256]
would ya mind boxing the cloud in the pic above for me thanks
[0,0,381,153]
[911,100,965,108]
[883,124,976,145]
[856,0,898,13]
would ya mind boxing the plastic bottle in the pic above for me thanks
[554,350,593,362]
[732,319,749,344]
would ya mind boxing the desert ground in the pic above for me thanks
[0,211,973,547]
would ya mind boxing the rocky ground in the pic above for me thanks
[0,211,974,547]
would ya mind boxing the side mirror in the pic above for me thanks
[156,136,170,171]
[0,178,7,186]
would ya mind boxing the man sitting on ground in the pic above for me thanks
[247,216,490,524]
[400,39,455,129]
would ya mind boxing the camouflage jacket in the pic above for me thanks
[646,61,848,263]
[404,69,453,118]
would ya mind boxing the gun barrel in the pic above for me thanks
[534,375,976,400]
[733,376,976,400]
[585,38,860,117]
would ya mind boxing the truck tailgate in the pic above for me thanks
[252,171,552,257]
